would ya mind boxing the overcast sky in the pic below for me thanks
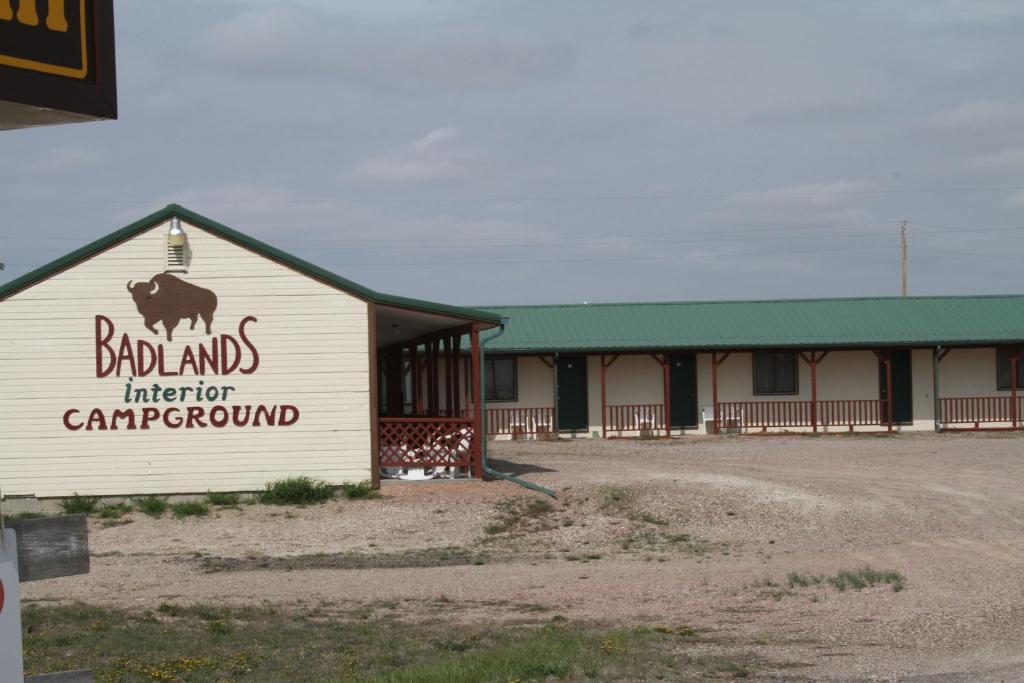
[3,0,1024,306]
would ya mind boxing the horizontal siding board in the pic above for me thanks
[0,220,374,497]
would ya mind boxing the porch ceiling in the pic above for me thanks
[376,305,480,347]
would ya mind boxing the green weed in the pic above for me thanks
[259,477,334,505]
[170,501,210,518]
[133,496,168,518]
[59,494,100,515]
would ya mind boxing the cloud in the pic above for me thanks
[731,180,882,211]
[864,0,1024,24]
[1003,190,1024,209]
[929,100,1024,129]
[970,147,1024,170]
[189,4,570,92]
[30,146,100,175]
[346,127,470,183]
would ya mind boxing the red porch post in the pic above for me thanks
[442,336,452,416]
[661,353,671,437]
[885,350,894,432]
[411,344,421,415]
[600,355,607,439]
[711,352,731,435]
[1011,350,1019,428]
[470,324,483,478]
[799,351,827,433]
[452,335,461,417]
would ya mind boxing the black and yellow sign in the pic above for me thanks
[1,0,91,80]
[0,0,115,129]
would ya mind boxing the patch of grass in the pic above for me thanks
[206,491,241,506]
[751,576,780,589]
[831,566,905,592]
[170,501,210,518]
[786,572,825,588]
[59,493,100,515]
[133,496,168,518]
[258,476,334,505]
[774,566,906,595]
[98,503,131,519]
[339,480,380,499]
[23,603,760,682]
[621,529,722,556]
[599,485,637,516]
[484,496,555,535]
[9,511,47,520]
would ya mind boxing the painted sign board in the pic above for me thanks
[6,515,89,582]
[0,0,116,130]
[0,528,25,683]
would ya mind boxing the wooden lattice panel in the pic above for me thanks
[379,418,475,468]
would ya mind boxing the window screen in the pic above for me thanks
[485,357,517,401]
[753,352,798,394]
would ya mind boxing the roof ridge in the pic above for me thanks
[0,204,501,325]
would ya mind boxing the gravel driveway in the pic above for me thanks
[25,432,1024,681]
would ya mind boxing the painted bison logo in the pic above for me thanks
[126,274,218,342]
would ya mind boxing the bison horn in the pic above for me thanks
[127,280,135,292]
[149,279,160,296]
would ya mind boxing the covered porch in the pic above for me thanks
[373,304,497,480]
[936,346,1023,430]
[480,347,926,438]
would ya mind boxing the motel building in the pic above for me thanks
[1,205,1024,500]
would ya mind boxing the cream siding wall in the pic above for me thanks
[503,349,1000,437]
[504,356,554,409]
[938,348,1001,397]
[0,219,370,497]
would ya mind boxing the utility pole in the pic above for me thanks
[900,221,908,297]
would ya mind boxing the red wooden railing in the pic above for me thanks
[486,407,555,435]
[718,401,813,429]
[940,396,1023,425]
[604,404,665,434]
[818,399,884,427]
[716,399,886,430]
[379,417,475,468]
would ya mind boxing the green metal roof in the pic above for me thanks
[0,204,501,325]
[479,296,1024,352]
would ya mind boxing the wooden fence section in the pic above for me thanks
[718,401,813,429]
[818,399,884,427]
[486,407,554,436]
[604,404,665,435]
[717,399,887,431]
[379,417,475,468]
[940,396,1023,426]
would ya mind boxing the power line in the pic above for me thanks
[3,184,1024,206]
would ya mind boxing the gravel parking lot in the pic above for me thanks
[25,432,1024,681]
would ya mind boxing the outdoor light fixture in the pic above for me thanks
[166,217,189,272]
[167,217,187,246]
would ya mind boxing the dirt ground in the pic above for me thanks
[24,432,1024,681]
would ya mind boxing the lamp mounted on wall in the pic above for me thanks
[165,217,189,273]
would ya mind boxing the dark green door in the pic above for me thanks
[556,356,589,431]
[879,349,913,424]
[669,353,698,428]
